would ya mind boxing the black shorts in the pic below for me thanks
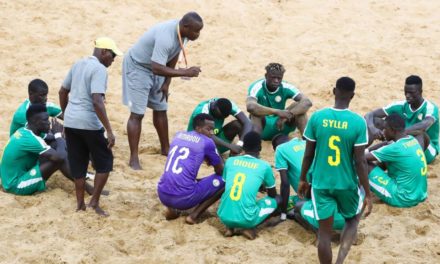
[65,127,113,179]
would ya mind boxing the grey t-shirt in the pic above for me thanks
[129,19,182,68]
[62,56,108,130]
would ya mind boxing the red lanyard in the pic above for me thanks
[177,24,188,68]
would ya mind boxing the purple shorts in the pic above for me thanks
[158,174,224,210]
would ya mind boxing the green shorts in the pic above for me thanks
[10,164,46,195]
[215,128,232,154]
[425,142,438,164]
[368,166,419,207]
[261,115,296,140]
[221,196,277,229]
[300,200,346,231]
[311,187,363,220]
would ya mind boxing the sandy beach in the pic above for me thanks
[0,0,439,263]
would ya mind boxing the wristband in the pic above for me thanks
[54,132,62,139]
[237,140,244,147]
[280,213,287,221]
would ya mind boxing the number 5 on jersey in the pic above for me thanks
[328,135,341,166]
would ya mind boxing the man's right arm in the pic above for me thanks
[92,93,115,149]
[59,87,70,113]
[353,145,372,217]
[246,97,291,119]
[151,61,201,78]
[365,108,387,140]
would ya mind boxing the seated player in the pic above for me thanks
[157,113,225,224]
[246,63,312,140]
[366,113,428,207]
[272,134,346,231]
[2,104,76,195]
[10,79,62,136]
[365,75,438,163]
[217,131,279,240]
[187,97,252,154]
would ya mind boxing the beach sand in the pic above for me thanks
[0,0,439,263]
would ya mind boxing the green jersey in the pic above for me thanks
[0,127,50,191]
[10,99,62,136]
[247,79,300,110]
[371,136,428,205]
[383,100,439,154]
[187,98,241,135]
[217,155,276,223]
[274,137,305,192]
[304,107,368,189]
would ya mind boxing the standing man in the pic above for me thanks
[246,63,312,140]
[187,97,252,154]
[298,77,372,264]
[123,12,204,170]
[10,79,62,136]
[59,37,122,216]
[157,113,225,224]
[365,75,439,163]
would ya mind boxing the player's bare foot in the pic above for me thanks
[129,157,142,170]
[76,201,86,212]
[241,229,256,240]
[164,207,180,220]
[224,228,235,237]
[185,215,197,225]
[88,203,109,217]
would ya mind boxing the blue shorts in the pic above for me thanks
[158,174,224,210]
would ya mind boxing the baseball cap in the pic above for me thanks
[94,37,123,56]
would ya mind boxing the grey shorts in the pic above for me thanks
[122,54,167,114]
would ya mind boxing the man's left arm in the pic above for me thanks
[235,111,253,140]
[286,93,313,116]
[405,117,435,136]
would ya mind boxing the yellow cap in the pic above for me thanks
[94,37,123,56]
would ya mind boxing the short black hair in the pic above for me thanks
[405,75,422,86]
[385,113,405,132]
[192,113,214,130]
[181,12,203,24]
[271,133,289,150]
[215,98,232,117]
[265,63,285,75]
[28,79,48,94]
[243,131,261,152]
[335,77,355,92]
[26,103,47,122]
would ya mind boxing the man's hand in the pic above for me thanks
[361,195,373,217]
[51,118,64,134]
[106,130,115,149]
[276,117,287,131]
[158,82,170,102]
[183,66,202,77]
[297,180,310,200]
[229,144,242,154]
[276,110,292,120]
[370,127,384,141]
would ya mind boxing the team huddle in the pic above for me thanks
[1,11,438,264]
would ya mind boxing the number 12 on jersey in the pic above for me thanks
[165,145,190,174]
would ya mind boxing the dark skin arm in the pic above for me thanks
[285,93,313,116]
[58,87,69,113]
[298,140,316,199]
[235,111,253,140]
[211,136,241,154]
[353,145,372,217]
[92,93,115,148]
[365,108,386,140]
[246,97,292,119]
[151,61,201,78]
[405,117,435,136]
[40,119,67,162]
[279,170,290,214]
[213,162,224,176]
[157,54,179,102]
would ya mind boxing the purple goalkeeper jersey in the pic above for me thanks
[157,131,222,196]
